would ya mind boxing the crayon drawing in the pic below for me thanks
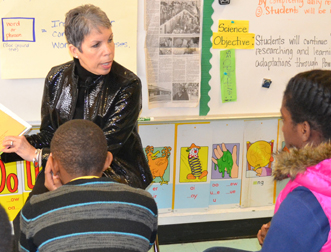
[211,143,239,179]
[145,146,171,185]
[179,143,208,183]
[246,140,274,178]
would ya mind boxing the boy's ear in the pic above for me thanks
[50,154,61,178]
[102,152,113,172]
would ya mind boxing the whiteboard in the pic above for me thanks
[204,0,331,117]
[0,0,137,79]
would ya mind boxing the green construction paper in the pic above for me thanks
[220,49,237,102]
[199,0,214,116]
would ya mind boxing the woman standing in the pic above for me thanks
[2,4,152,191]
[3,5,153,251]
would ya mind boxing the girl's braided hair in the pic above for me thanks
[284,70,331,140]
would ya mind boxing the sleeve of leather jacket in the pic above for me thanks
[102,77,142,155]
[26,70,57,166]
[0,74,54,164]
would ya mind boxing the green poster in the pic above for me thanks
[220,49,237,102]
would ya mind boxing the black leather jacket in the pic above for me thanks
[2,60,152,189]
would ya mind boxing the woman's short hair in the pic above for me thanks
[65,4,112,51]
[284,70,331,140]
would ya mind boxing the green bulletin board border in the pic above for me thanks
[199,0,213,116]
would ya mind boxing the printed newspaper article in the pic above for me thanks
[145,0,202,108]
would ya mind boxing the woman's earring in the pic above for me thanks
[75,56,78,59]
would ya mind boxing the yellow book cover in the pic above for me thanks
[0,103,31,154]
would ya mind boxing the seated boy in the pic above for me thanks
[19,119,158,252]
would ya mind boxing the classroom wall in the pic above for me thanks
[2,0,330,122]
[203,0,331,117]
[0,0,328,224]
[0,0,200,124]
[0,0,138,79]
[0,117,284,222]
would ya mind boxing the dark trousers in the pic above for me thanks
[12,168,49,252]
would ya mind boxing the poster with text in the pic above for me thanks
[241,118,278,208]
[174,123,212,211]
[209,120,244,209]
[0,160,24,221]
[22,161,42,203]
[0,0,137,79]
[139,124,175,213]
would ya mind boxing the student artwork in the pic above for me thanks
[180,143,208,182]
[211,143,239,179]
[246,140,274,178]
[145,146,171,185]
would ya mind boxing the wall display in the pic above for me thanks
[144,0,202,109]
[2,0,328,123]
[0,161,23,221]
[201,0,331,116]
[139,124,175,213]
[174,123,212,211]
[0,0,137,79]
[241,118,278,208]
[0,160,40,221]
[209,120,244,208]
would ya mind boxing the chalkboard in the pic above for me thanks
[1,0,331,123]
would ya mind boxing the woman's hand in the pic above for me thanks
[2,136,36,162]
[257,222,271,246]
[44,154,62,191]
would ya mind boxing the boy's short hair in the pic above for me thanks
[50,119,108,176]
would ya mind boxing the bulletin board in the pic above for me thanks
[1,0,331,123]
[198,0,331,117]
[142,0,331,119]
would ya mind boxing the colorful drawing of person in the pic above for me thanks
[186,143,208,180]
